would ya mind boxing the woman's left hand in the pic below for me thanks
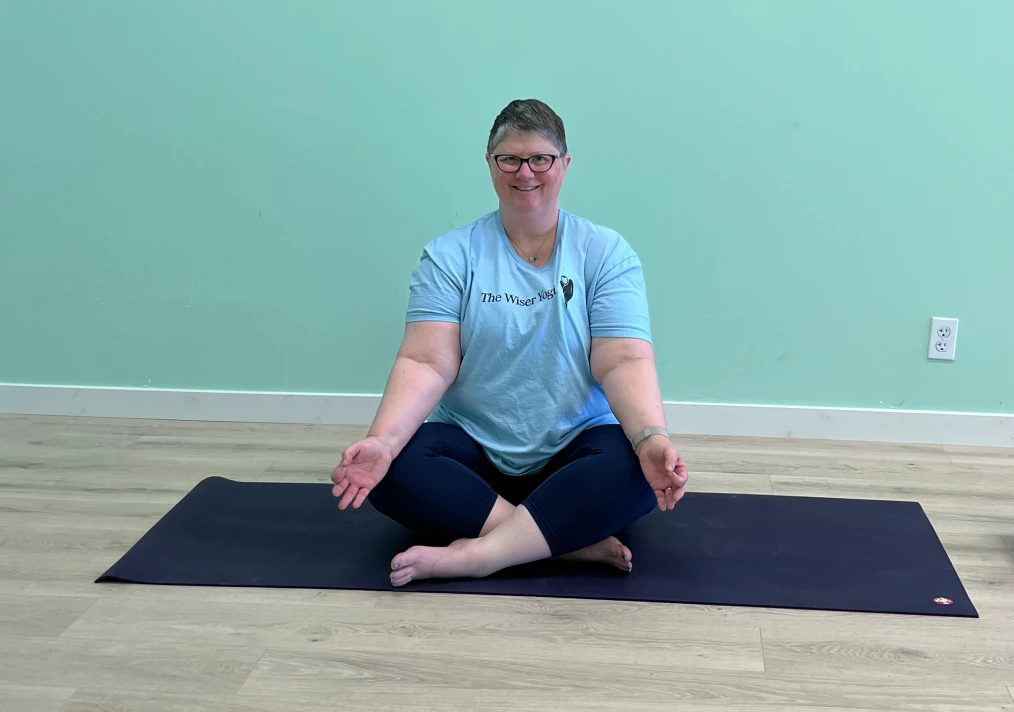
[637,436,689,511]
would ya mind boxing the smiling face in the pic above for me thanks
[486,131,571,216]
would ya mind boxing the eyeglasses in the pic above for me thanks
[493,154,560,173]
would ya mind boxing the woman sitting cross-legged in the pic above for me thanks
[330,98,689,587]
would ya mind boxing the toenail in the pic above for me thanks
[396,562,401,569]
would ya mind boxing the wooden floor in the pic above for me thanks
[1,413,1013,712]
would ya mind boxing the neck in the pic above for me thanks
[500,203,559,247]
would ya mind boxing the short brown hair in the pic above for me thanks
[487,99,568,156]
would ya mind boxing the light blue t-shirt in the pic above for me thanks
[405,209,652,475]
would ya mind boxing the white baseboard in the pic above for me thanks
[1,383,1011,448]
[662,401,1013,448]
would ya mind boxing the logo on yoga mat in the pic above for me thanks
[933,597,953,605]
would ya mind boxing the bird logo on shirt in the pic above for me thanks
[560,276,574,308]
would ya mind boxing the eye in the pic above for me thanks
[498,156,521,167]
[530,155,552,167]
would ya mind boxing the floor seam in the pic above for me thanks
[234,645,271,696]
[941,445,956,465]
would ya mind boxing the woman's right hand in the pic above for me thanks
[331,436,395,510]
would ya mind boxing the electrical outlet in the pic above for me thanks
[928,317,958,361]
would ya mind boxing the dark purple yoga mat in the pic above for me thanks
[96,476,976,617]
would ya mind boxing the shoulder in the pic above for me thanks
[421,211,498,260]
[410,212,498,283]
[561,210,639,270]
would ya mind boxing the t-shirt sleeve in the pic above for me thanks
[405,240,465,323]
[587,234,652,342]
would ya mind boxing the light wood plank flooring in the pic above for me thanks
[1,413,1013,711]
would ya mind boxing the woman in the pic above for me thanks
[331,99,689,587]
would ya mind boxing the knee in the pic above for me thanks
[590,435,657,514]
[365,476,396,517]
[366,424,457,512]
[365,446,417,515]
[588,428,651,479]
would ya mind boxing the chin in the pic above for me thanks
[507,190,552,212]
[512,195,541,209]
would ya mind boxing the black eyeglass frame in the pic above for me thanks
[491,153,562,173]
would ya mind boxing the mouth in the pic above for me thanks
[512,185,539,192]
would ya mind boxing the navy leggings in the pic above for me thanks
[367,422,657,557]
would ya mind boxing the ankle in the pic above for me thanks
[462,538,499,578]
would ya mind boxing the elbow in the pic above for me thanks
[590,339,654,384]
[403,352,459,387]
[437,359,460,386]
[593,354,651,385]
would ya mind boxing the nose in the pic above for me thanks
[516,162,536,179]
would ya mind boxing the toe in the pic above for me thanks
[391,547,419,571]
[612,547,628,576]
[390,567,415,587]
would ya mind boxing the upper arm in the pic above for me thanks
[406,238,466,324]
[589,336,654,384]
[398,321,461,384]
[587,232,652,342]
[401,234,466,383]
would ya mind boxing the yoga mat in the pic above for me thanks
[96,476,977,617]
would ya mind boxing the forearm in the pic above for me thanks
[599,355,667,443]
[367,355,454,458]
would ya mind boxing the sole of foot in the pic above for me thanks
[390,542,481,587]
[559,536,632,572]
[389,535,632,588]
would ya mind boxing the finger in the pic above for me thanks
[666,450,686,468]
[332,481,348,499]
[338,484,359,511]
[352,487,370,509]
[665,486,676,510]
[340,444,359,467]
[665,450,679,473]
[671,463,689,488]
[656,490,666,511]
[672,486,686,504]
[333,443,362,483]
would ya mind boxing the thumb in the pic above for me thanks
[666,450,678,472]
[341,442,361,466]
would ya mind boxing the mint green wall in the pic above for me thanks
[2,1,1012,414]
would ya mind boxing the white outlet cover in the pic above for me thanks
[928,317,958,361]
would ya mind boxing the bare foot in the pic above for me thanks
[559,536,632,572]
[390,542,488,587]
